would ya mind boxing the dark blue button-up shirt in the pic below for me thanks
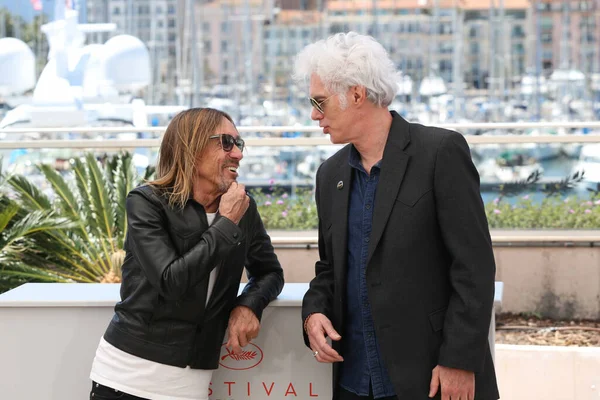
[339,146,396,398]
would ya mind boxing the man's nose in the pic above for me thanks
[230,145,243,160]
[311,107,322,121]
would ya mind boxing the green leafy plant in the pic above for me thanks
[0,152,153,292]
[251,187,318,230]
[253,187,600,231]
[254,185,600,231]
[486,194,600,229]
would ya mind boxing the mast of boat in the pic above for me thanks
[180,0,190,105]
[149,0,157,104]
[488,0,507,121]
[451,0,464,119]
[175,0,183,105]
[559,0,570,71]
[498,0,507,107]
[318,0,327,39]
[188,0,204,107]
[488,0,496,118]
[533,0,542,121]
[594,0,600,105]
[371,0,379,37]
[559,0,570,118]
[232,0,241,122]
[429,0,440,77]
[594,1,599,80]
[126,0,134,35]
[243,0,252,115]
[581,1,591,100]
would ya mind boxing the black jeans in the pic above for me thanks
[339,386,398,400]
[90,381,149,400]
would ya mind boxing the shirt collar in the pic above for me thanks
[348,144,382,172]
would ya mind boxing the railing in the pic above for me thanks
[2,121,600,149]
[268,231,600,246]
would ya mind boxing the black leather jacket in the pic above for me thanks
[103,185,284,369]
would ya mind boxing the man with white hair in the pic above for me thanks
[296,32,499,400]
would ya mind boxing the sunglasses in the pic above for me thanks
[209,134,245,152]
[309,95,334,114]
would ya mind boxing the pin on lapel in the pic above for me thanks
[337,181,344,190]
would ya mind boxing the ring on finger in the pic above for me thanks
[313,350,319,357]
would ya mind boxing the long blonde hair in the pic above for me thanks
[149,108,234,209]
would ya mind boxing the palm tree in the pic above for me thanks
[0,152,154,293]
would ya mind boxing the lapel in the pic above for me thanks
[366,112,411,267]
[329,147,352,289]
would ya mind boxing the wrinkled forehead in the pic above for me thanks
[215,118,241,138]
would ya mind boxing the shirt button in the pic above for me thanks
[366,204,371,209]
[233,232,239,239]
[365,237,370,243]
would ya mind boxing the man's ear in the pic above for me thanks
[352,85,367,105]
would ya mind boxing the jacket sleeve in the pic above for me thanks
[301,165,335,347]
[433,131,496,373]
[126,189,243,302]
[234,197,284,320]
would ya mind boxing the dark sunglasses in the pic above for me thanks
[209,134,245,152]
[309,95,334,114]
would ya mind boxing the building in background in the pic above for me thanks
[87,0,177,104]
[534,0,600,75]
[69,0,600,105]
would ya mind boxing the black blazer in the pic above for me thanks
[302,112,499,399]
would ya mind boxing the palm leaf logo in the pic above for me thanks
[221,347,258,361]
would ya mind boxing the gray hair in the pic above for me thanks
[293,32,399,108]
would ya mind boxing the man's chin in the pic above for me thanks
[328,134,342,144]
[221,178,237,192]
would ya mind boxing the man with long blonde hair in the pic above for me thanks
[89,108,284,400]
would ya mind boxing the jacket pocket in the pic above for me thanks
[428,307,447,332]
[172,229,204,254]
[395,188,432,207]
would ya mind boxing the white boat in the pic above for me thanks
[396,73,413,98]
[522,128,564,161]
[477,152,543,184]
[572,143,600,184]
[419,74,447,98]
[548,69,586,99]
[520,73,548,96]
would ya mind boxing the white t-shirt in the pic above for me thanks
[90,213,220,400]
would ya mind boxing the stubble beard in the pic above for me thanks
[217,167,235,193]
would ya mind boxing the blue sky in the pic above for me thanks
[0,0,56,22]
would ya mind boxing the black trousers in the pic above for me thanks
[339,386,398,400]
[90,381,149,400]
